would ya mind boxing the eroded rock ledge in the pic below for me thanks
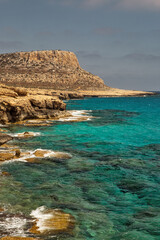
[0,84,66,124]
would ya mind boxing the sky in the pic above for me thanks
[0,0,160,91]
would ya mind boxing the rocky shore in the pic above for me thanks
[0,84,68,125]
[0,49,157,239]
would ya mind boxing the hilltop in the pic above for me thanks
[0,50,108,90]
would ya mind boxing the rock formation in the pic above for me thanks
[0,84,66,124]
[0,50,108,90]
[0,133,13,146]
[30,207,75,235]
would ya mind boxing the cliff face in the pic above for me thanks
[0,50,108,90]
[0,84,66,124]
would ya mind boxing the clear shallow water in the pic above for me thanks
[0,96,160,239]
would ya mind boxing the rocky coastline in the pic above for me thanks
[0,50,157,239]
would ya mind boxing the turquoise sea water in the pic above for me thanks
[0,95,160,239]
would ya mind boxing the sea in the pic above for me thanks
[0,94,160,240]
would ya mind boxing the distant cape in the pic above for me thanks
[0,50,109,90]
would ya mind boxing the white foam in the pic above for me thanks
[1,148,72,165]
[0,216,27,236]
[0,124,8,127]
[30,206,55,232]
[9,131,41,138]
[1,150,35,164]
[33,148,72,158]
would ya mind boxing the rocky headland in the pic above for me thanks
[0,50,107,90]
[0,50,155,97]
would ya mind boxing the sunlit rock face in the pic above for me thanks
[0,85,66,124]
[0,50,108,90]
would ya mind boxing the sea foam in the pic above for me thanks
[0,215,27,236]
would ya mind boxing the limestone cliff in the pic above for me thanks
[0,84,66,124]
[0,50,108,90]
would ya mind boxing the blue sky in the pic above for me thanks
[0,0,160,90]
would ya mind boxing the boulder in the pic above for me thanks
[30,207,75,235]
[12,87,28,96]
[17,132,36,138]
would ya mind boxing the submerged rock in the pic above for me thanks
[1,171,11,176]
[116,230,155,240]
[29,206,75,235]
[0,128,7,132]
[67,157,94,172]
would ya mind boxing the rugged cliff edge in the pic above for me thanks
[0,84,66,124]
[0,50,108,90]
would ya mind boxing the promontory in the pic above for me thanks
[0,50,155,97]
